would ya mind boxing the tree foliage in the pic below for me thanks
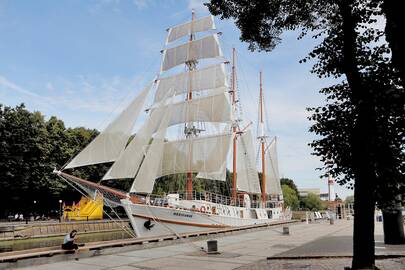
[0,104,99,217]
[345,195,355,205]
[301,193,326,211]
[281,184,299,210]
[280,178,299,194]
[207,0,404,268]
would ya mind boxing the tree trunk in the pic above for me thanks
[352,175,376,269]
[382,200,405,245]
[337,1,377,268]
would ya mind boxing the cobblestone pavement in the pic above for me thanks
[236,257,405,270]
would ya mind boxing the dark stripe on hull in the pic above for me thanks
[132,213,229,228]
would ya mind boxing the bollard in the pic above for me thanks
[207,240,219,254]
[305,211,309,224]
[330,217,335,225]
[282,226,290,235]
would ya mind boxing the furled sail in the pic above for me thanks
[166,15,215,43]
[64,83,152,169]
[130,107,173,193]
[161,34,222,72]
[131,133,232,193]
[154,63,227,103]
[236,130,261,193]
[265,137,282,195]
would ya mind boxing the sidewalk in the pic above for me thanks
[238,257,405,270]
[14,220,405,270]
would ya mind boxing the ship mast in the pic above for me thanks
[185,9,196,200]
[231,48,237,204]
[259,71,267,207]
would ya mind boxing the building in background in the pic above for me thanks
[298,188,320,198]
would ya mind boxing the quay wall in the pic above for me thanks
[0,220,129,240]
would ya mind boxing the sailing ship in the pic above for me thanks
[54,11,286,238]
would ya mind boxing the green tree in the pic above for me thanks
[0,104,108,216]
[345,195,355,205]
[280,178,299,195]
[301,193,326,211]
[207,1,404,268]
[281,185,299,210]
[0,104,49,216]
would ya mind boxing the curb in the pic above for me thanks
[267,254,405,260]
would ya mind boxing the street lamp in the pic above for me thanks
[33,200,37,218]
[59,200,63,223]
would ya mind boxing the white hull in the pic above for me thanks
[121,198,285,237]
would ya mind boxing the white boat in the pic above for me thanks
[55,11,288,238]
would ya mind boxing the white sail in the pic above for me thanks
[166,15,215,43]
[161,133,232,179]
[102,107,166,180]
[265,137,282,195]
[154,63,227,103]
[150,91,232,130]
[237,130,261,193]
[103,92,231,180]
[130,107,173,193]
[64,83,152,169]
[132,133,232,193]
[196,163,226,181]
[161,34,222,72]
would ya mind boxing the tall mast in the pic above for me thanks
[231,48,237,204]
[259,71,267,206]
[185,9,196,200]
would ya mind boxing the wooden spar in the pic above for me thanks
[58,171,143,204]
[185,9,195,200]
[259,71,267,206]
[231,48,237,204]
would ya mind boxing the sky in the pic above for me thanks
[0,0,353,199]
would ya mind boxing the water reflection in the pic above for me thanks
[0,231,132,252]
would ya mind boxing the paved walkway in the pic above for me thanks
[238,257,405,270]
[15,220,405,270]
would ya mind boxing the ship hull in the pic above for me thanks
[121,199,285,237]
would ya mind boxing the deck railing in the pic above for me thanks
[142,191,282,209]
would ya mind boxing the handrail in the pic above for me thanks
[142,190,283,209]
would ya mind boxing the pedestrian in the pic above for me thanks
[61,230,83,260]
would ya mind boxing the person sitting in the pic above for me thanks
[62,230,83,260]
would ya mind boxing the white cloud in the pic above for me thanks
[88,0,122,15]
[133,0,149,10]
[0,75,42,98]
[45,82,55,91]
[0,74,150,129]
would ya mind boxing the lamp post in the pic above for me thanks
[59,200,63,223]
[33,200,37,220]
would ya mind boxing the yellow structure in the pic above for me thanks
[63,193,103,221]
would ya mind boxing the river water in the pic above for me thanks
[0,230,132,252]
